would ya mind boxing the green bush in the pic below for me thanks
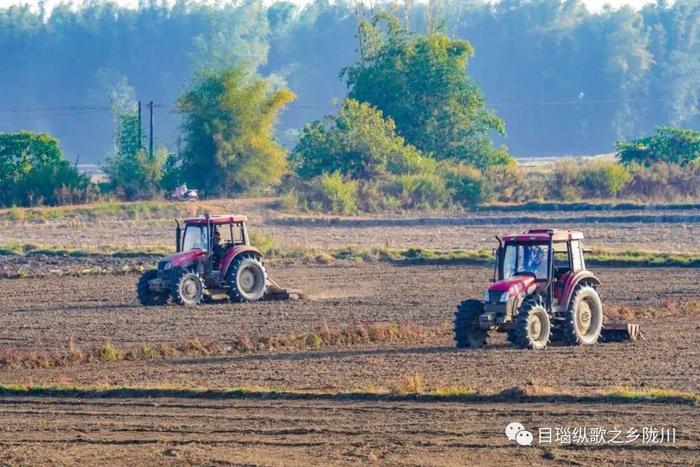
[580,160,631,197]
[616,127,700,166]
[391,173,451,210]
[0,131,91,207]
[318,172,358,214]
[291,99,426,180]
[443,164,486,208]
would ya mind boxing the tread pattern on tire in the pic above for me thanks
[512,297,551,350]
[171,270,205,306]
[227,253,267,303]
[560,285,603,345]
[453,299,487,348]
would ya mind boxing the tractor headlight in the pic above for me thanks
[485,291,510,303]
[163,262,172,271]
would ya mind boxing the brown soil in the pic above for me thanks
[1,262,698,464]
[3,199,700,253]
[0,396,696,466]
[0,263,698,394]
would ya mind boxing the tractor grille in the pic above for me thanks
[488,291,508,304]
[157,260,169,271]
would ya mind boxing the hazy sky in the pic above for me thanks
[0,0,663,14]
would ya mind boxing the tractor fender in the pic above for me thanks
[220,245,263,277]
[561,271,601,308]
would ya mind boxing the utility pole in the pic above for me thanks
[137,101,142,149]
[148,100,154,159]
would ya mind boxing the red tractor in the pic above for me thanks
[138,214,270,306]
[454,229,633,350]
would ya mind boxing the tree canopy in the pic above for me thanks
[342,13,509,168]
[0,131,88,206]
[616,127,700,166]
[1,1,700,159]
[175,66,295,195]
[291,98,429,180]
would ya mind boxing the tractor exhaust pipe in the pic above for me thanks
[175,220,181,252]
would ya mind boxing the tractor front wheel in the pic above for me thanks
[171,270,205,305]
[561,286,603,345]
[137,269,168,306]
[227,254,267,302]
[513,299,551,350]
[454,299,487,348]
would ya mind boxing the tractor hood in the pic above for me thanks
[161,249,205,268]
[488,275,536,297]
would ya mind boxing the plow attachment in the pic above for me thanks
[600,322,644,343]
[264,278,303,301]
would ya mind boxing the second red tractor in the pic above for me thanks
[454,229,607,349]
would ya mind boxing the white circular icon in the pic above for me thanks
[516,430,534,446]
[505,422,525,441]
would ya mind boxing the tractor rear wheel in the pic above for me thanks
[137,269,168,306]
[171,270,205,305]
[454,299,487,348]
[561,286,603,345]
[513,299,551,350]
[227,254,267,302]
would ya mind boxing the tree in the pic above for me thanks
[616,127,700,166]
[104,109,164,200]
[342,13,510,169]
[176,66,295,195]
[0,131,88,207]
[290,98,429,180]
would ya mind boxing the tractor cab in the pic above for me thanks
[491,229,588,310]
[176,215,251,274]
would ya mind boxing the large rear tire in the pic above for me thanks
[227,254,267,302]
[137,269,168,306]
[171,270,205,306]
[454,299,487,348]
[561,285,603,345]
[513,298,551,350]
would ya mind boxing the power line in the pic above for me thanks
[0,106,112,113]
[488,98,667,107]
[0,108,108,124]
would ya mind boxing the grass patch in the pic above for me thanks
[0,242,170,258]
[477,201,700,212]
[0,383,695,406]
[0,321,449,370]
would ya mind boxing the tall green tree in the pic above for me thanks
[342,13,510,169]
[0,131,88,206]
[104,108,164,200]
[176,66,295,195]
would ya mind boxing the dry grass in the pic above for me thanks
[0,321,449,370]
[606,300,700,320]
[0,382,695,406]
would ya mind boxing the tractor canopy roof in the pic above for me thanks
[502,228,584,243]
[184,214,248,225]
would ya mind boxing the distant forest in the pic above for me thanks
[1,0,699,162]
